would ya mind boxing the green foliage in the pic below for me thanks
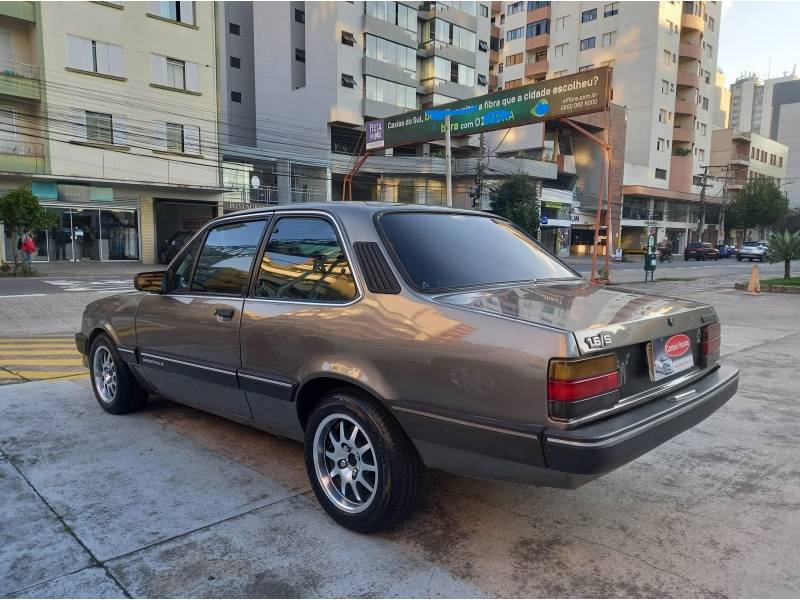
[490,173,540,238]
[725,179,788,233]
[766,230,800,279]
[672,147,692,156]
[0,187,56,263]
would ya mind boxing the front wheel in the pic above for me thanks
[737,256,742,262]
[89,334,147,414]
[304,390,422,533]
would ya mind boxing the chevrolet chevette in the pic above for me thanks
[76,203,739,532]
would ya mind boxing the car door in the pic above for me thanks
[136,217,269,418]
[239,214,360,437]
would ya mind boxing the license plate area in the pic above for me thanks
[647,332,697,382]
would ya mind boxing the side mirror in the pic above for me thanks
[134,271,165,293]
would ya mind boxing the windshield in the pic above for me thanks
[378,212,578,292]
[742,241,762,247]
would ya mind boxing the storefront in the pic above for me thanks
[539,187,574,257]
[27,183,140,263]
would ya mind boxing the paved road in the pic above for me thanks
[1,285,799,597]
[0,337,87,385]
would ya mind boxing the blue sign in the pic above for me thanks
[540,216,549,225]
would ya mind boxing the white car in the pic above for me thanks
[736,241,767,262]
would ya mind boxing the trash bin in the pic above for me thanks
[644,253,656,281]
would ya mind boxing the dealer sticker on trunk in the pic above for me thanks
[648,333,694,382]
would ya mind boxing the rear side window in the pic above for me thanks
[378,212,577,291]
[190,220,266,295]
[253,217,356,302]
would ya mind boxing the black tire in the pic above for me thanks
[684,256,689,261]
[88,333,147,415]
[304,389,422,533]
[737,256,742,261]
[749,257,753,262]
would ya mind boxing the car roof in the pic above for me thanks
[224,201,485,219]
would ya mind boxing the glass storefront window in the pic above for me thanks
[32,207,139,262]
[101,210,139,260]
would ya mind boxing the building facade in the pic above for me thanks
[769,79,800,209]
[0,1,222,266]
[729,73,798,138]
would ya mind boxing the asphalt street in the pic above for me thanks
[1,270,799,597]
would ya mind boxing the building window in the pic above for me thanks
[480,3,489,17]
[505,78,523,89]
[341,31,356,46]
[229,22,240,35]
[526,19,549,38]
[707,15,715,31]
[294,9,305,23]
[165,57,185,89]
[655,168,667,180]
[528,1,550,9]
[506,26,524,41]
[779,156,784,167]
[478,39,488,51]
[86,111,113,144]
[150,1,195,25]
[600,59,614,67]
[702,96,709,110]
[507,1,524,15]
[663,49,671,65]
[604,2,618,17]
[578,64,594,72]
[554,43,568,57]
[580,37,596,51]
[229,56,240,68]
[657,137,666,151]
[341,73,356,88]
[553,69,567,78]
[581,8,597,22]
[705,43,713,58]
[231,90,242,102]
[365,75,416,108]
[365,2,418,37]
[697,148,705,161]
[666,19,674,34]
[366,34,417,75]
[602,31,616,47]
[555,15,568,30]
[700,123,707,136]
[151,54,200,92]
[506,53,523,66]
[164,122,201,154]
[66,35,125,77]
[477,73,487,86]
[295,48,305,63]
[659,108,668,123]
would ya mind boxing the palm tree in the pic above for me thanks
[766,230,800,280]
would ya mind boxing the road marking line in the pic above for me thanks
[2,358,85,366]
[0,350,81,357]
[0,293,47,298]
[0,337,74,342]
[9,370,88,380]
[0,342,76,348]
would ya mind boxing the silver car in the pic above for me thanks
[737,241,767,262]
[76,203,739,532]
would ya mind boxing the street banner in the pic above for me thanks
[365,67,611,150]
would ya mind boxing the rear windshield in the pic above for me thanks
[378,212,578,292]
[742,241,761,247]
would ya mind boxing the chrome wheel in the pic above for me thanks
[313,413,378,514]
[92,345,118,404]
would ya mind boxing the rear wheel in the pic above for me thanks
[304,389,422,533]
[737,256,742,262]
[89,334,147,414]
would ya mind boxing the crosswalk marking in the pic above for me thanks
[0,337,88,385]
[44,279,134,293]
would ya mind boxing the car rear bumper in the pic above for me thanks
[543,364,739,475]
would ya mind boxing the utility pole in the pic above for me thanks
[444,114,452,207]
[695,165,713,240]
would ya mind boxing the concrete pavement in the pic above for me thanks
[1,285,799,597]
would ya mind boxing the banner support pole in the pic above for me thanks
[445,114,453,207]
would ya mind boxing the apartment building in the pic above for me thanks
[217,1,564,208]
[729,73,798,137]
[769,79,800,208]
[0,1,222,266]
[712,68,729,129]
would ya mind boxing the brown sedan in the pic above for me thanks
[76,203,739,532]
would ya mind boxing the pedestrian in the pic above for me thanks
[21,231,36,267]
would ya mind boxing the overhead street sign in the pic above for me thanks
[365,67,611,150]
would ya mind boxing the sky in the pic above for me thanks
[717,1,800,83]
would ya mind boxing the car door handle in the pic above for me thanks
[214,307,235,319]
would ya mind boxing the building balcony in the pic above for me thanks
[527,5,550,22]
[0,56,40,100]
[490,49,499,65]
[729,152,750,166]
[0,140,45,174]
[491,24,500,38]
[557,153,576,175]
[678,41,702,61]
[524,59,548,78]
[669,154,694,194]
[672,125,694,143]
[681,12,704,32]
[676,70,700,88]
[489,73,498,89]
[674,98,697,116]
[491,1,502,14]
[0,2,36,23]
[526,33,550,51]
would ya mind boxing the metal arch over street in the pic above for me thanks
[364,67,612,150]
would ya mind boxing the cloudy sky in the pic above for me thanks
[717,1,800,83]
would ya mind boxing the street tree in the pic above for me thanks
[0,187,56,264]
[725,179,788,240]
[766,230,800,280]
[491,173,540,238]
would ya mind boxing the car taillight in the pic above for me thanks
[548,354,620,420]
[702,322,721,364]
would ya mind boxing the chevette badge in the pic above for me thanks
[585,332,612,349]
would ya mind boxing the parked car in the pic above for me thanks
[76,204,739,532]
[715,244,736,258]
[157,230,194,265]
[684,242,720,261]
[737,241,767,262]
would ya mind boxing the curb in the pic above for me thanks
[734,282,800,294]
